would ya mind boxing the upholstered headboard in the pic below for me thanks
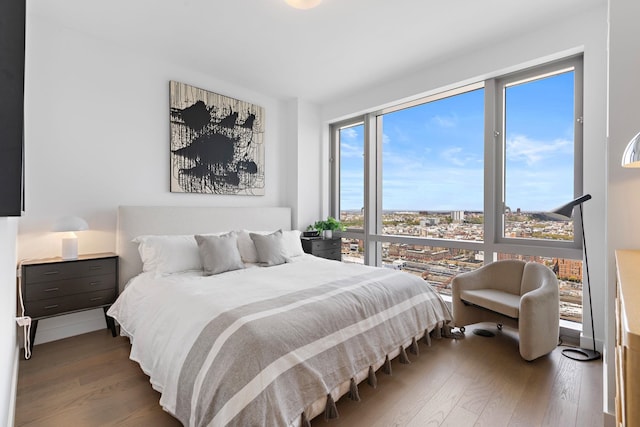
[116,206,292,291]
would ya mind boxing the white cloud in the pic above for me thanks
[439,146,481,167]
[431,114,457,128]
[441,147,465,166]
[341,127,358,140]
[506,134,572,165]
[340,142,363,158]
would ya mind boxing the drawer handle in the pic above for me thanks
[43,271,60,276]
[90,266,103,270]
[89,297,103,301]
[44,304,59,309]
[43,287,59,292]
[89,281,100,286]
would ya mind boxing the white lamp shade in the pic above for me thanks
[285,0,321,9]
[622,131,640,168]
[52,216,89,232]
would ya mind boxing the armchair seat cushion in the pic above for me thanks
[460,289,520,319]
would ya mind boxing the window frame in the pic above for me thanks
[493,56,585,252]
[330,55,584,296]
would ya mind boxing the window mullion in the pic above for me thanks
[363,113,379,266]
[485,78,498,264]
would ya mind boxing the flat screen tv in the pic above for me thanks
[0,0,25,216]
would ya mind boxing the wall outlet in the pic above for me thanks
[16,316,31,327]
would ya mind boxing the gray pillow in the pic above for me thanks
[249,230,288,266]
[194,232,245,276]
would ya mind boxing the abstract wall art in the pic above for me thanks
[169,81,265,195]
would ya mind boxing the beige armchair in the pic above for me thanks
[451,260,560,361]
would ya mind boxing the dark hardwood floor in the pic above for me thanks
[15,323,603,426]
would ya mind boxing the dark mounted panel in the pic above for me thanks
[0,0,26,216]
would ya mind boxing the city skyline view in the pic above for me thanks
[338,210,582,323]
[337,68,581,323]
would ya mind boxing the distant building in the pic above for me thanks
[420,218,440,226]
[451,210,465,223]
[554,258,583,281]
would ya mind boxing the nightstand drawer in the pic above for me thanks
[309,239,340,251]
[25,273,115,301]
[26,288,117,319]
[301,237,342,261]
[23,258,117,284]
[313,248,341,261]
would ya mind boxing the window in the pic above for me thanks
[385,242,483,296]
[336,122,365,231]
[380,87,485,241]
[501,68,578,243]
[331,56,584,323]
[341,237,364,264]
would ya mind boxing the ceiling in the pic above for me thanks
[30,0,605,105]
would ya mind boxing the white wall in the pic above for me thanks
[20,13,295,343]
[605,0,640,418]
[293,99,323,230]
[321,2,610,415]
[284,98,323,231]
[0,218,18,427]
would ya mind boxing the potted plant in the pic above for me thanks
[308,216,345,239]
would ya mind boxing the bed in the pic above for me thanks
[109,206,452,427]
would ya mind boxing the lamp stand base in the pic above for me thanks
[473,329,495,337]
[61,236,79,260]
[561,347,601,362]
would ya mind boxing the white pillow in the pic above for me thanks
[132,234,202,274]
[238,229,304,262]
[195,232,244,276]
[282,229,304,257]
[249,230,288,266]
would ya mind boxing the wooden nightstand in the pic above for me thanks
[20,253,119,354]
[301,237,342,261]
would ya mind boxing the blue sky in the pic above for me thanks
[340,71,575,212]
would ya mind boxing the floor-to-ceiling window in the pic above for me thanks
[331,56,584,323]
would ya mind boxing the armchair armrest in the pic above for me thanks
[518,264,560,361]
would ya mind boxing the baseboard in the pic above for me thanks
[7,343,19,427]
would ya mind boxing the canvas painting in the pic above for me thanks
[169,81,265,195]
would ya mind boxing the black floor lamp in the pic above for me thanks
[551,194,601,361]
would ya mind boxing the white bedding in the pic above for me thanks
[108,254,452,426]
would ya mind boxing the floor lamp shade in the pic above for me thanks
[550,194,600,361]
[52,216,89,260]
[550,194,591,218]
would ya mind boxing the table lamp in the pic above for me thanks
[53,216,89,260]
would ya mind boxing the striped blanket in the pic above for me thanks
[169,266,452,426]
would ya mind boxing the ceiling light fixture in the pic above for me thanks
[285,0,321,10]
